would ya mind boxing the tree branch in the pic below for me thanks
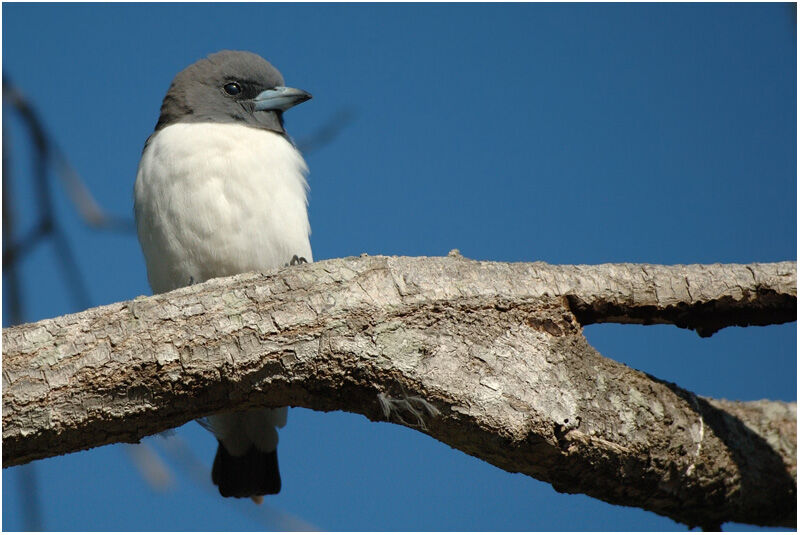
[3,255,796,528]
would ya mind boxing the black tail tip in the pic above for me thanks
[211,441,281,498]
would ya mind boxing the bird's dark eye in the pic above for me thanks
[224,82,242,96]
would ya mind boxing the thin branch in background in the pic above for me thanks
[296,108,355,154]
[47,228,92,311]
[3,119,24,323]
[2,76,136,233]
[17,464,43,532]
[153,433,319,531]
[3,77,93,312]
[54,154,137,232]
[3,104,44,533]
[121,427,320,531]
[123,444,174,491]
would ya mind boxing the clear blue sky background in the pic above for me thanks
[2,2,796,531]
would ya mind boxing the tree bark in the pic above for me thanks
[2,255,796,528]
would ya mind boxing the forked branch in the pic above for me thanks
[3,255,796,528]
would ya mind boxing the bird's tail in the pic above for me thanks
[211,441,281,498]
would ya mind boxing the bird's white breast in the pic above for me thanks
[134,122,312,293]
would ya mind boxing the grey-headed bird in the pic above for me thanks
[134,50,312,500]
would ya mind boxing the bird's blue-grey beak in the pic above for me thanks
[253,86,312,112]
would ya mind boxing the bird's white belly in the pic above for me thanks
[134,122,312,293]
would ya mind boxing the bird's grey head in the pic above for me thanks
[154,50,311,136]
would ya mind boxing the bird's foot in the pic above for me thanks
[287,255,308,266]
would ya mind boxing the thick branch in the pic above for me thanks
[3,256,796,528]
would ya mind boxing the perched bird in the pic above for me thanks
[134,50,312,500]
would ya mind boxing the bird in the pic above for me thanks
[133,50,312,501]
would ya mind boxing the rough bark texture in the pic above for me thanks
[3,255,796,528]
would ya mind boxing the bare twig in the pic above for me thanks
[2,76,135,233]
[296,108,355,153]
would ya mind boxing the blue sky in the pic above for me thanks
[2,2,796,531]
